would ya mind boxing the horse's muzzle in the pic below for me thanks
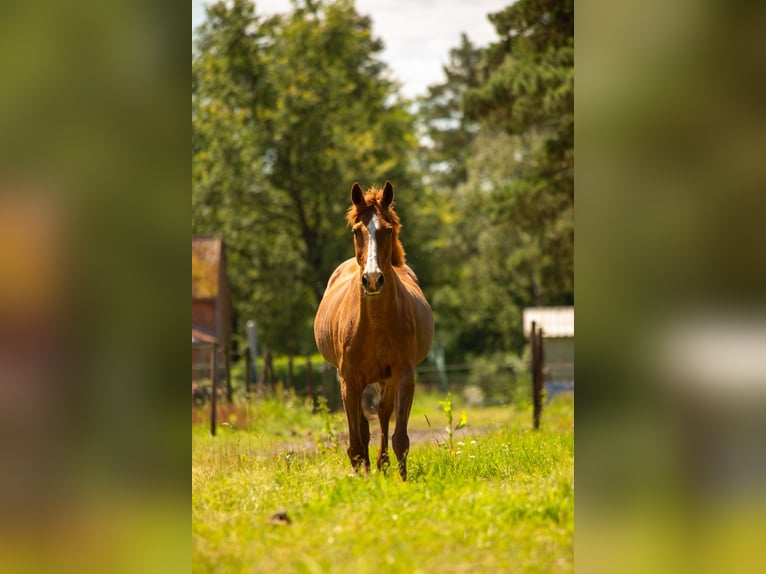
[362,271,384,295]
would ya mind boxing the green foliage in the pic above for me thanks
[270,354,324,395]
[427,130,545,356]
[416,0,574,362]
[193,0,417,355]
[192,394,574,573]
[463,0,574,306]
[465,351,532,405]
[313,395,342,453]
[438,392,467,454]
[417,33,483,189]
[243,390,319,433]
[192,0,574,367]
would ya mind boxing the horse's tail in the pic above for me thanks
[362,383,381,422]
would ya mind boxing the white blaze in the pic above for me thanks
[364,213,381,275]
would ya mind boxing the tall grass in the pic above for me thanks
[192,393,573,573]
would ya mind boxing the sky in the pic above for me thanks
[192,0,511,99]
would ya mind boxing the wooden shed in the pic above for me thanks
[192,236,232,385]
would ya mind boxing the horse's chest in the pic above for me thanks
[340,319,411,381]
[345,324,401,356]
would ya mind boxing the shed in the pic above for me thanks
[192,236,232,385]
[523,306,574,386]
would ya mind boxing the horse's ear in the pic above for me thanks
[382,181,394,208]
[351,182,365,206]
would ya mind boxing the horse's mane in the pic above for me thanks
[345,186,406,267]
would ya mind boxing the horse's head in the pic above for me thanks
[346,181,405,296]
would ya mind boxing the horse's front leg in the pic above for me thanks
[341,378,370,474]
[392,365,415,481]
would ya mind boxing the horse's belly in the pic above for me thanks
[313,308,340,368]
[314,260,360,368]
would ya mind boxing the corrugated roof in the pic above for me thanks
[523,306,574,338]
[192,236,222,299]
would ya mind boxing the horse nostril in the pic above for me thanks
[362,275,369,289]
[378,275,384,287]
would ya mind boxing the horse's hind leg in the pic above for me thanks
[376,379,395,471]
[392,366,415,481]
[341,380,370,473]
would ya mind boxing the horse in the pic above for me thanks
[314,181,434,480]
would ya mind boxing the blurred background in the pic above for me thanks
[2,0,765,571]
[0,0,188,572]
[577,0,766,572]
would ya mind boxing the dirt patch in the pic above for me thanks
[193,403,494,455]
[269,424,492,457]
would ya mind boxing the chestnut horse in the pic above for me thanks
[314,181,434,480]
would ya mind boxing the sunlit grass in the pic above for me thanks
[192,393,573,573]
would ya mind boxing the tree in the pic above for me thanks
[417,33,483,190]
[192,0,418,355]
[258,0,417,307]
[417,0,573,360]
[193,0,277,350]
[430,130,539,357]
[463,0,574,307]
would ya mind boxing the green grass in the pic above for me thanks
[192,392,573,573]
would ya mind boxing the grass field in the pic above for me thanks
[192,390,573,573]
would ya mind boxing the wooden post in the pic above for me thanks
[210,343,218,436]
[225,345,233,403]
[531,322,545,430]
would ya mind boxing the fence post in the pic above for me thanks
[210,343,218,436]
[225,345,233,403]
[531,322,545,430]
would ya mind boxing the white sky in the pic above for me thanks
[192,0,511,99]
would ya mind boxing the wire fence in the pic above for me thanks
[192,349,572,405]
[192,340,573,435]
